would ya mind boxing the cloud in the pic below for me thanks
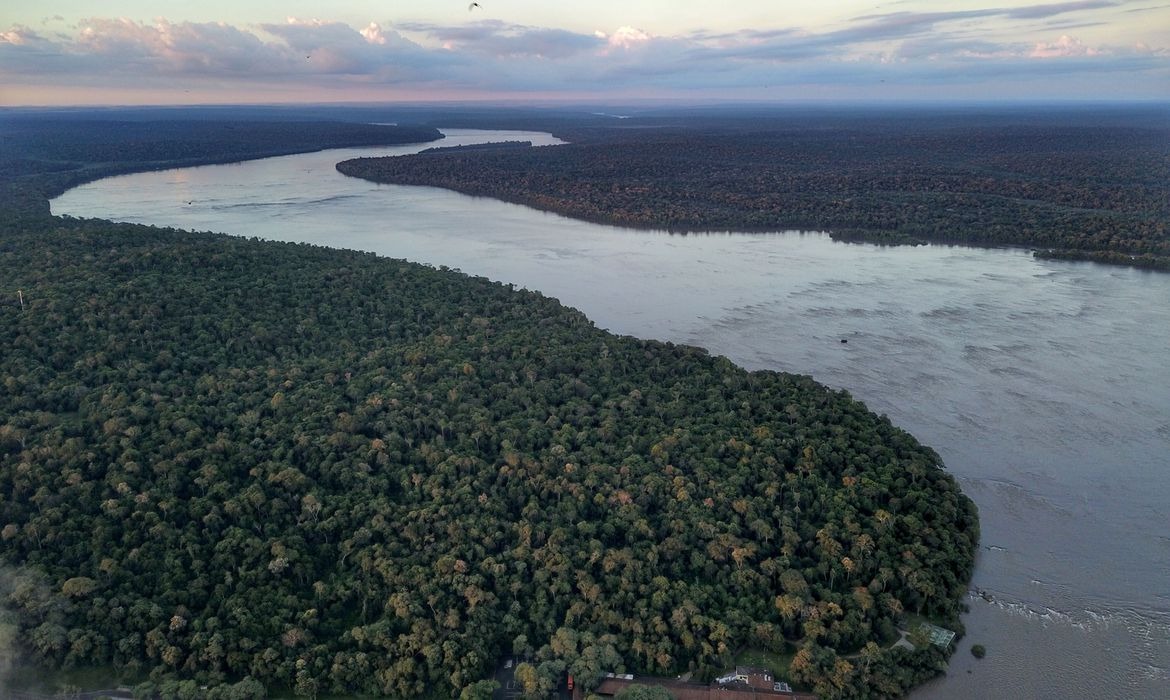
[1041,21,1109,30]
[1,7,1167,104]
[600,26,653,51]
[1031,34,1103,57]
[1123,3,1170,13]
[1004,1,1119,19]
[72,18,279,74]
[850,1,1118,25]
[360,22,389,45]
[676,0,1158,73]
[398,19,603,59]
[1,25,45,47]
[257,17,442,75]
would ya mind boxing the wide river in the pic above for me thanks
[53,129,1170,699]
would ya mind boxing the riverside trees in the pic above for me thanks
[0,217,977,697]
[338,107,1170,270]
[0,112,978,698]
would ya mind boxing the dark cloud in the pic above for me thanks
[257,19,454,76]
[685,1,1136,66]
[694,10,1009,63]
[892,36,1012,60]
[1122,2,1170,12]
[837,1,1121,49]
[1041,21,1109,30]
[397,19,603,59]
[1004,1,1118,19]
[851,1,1117,24]
[687,27,803,42]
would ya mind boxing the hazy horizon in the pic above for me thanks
[3,97,1168,114]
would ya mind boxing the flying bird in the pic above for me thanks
[469,2,481,10]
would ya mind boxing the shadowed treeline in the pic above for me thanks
[339,104,1170,270]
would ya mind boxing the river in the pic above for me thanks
[52,129,1170,699]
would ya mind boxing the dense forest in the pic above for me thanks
[1,112,977,698]
[338,108,1170,271]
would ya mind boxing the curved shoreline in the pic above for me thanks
[25,118,1163,273]
[333,123,1170,272]
[30,119,1170,700]
[4,119,444,223]
[11,123,978,697]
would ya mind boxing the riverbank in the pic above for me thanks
[3,119,978,699]
[49,125,1169,698]
[0,114,442,224]
[336,106,1170,272]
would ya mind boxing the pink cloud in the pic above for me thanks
[73,17,284,73]
[598,26,653,52]
[1,25,46,46]
[360,22,389,46]
[1030,34,1104,58]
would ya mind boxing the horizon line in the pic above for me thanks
[4,97,1169,112]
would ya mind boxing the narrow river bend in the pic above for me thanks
[53,129,1170,699]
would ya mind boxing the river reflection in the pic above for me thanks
[53,129,1170,699]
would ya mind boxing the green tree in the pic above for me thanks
[615,684,675,700]
[514,662,540,697]
[460,679,501,700]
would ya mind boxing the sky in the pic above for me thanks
[1,1,1168,106]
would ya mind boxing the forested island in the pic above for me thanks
[2,111,977,698]
[338,106,1170,271]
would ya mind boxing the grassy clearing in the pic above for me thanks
[6,663,142,694]
[899,612,934,631]
[732,647,796,679]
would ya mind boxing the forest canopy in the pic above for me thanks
[338,107,1170,271]
[0,112,978,698]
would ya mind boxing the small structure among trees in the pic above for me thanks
[589,667,814,699]
[914,623,956,649]
[713,666,797,693]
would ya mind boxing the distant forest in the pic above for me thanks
[0,116,441,223]
[0,111,978,699]
[339,106,1170,271]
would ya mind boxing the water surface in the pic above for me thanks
[53,129,1170,699]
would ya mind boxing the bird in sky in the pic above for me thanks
[469,2,481,10]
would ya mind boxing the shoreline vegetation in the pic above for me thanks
[0,117,443,225]
[337,107,1170,272]
[1,108,981,699]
